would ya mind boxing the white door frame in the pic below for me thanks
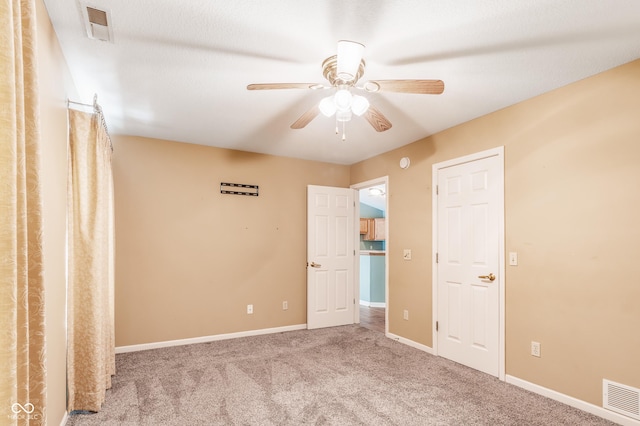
[351,176,390,336]
[431,147,505,380]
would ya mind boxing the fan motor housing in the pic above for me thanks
[322,55,366,87]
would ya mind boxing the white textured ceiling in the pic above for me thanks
[44,0,640,165]
[360,184,387,213]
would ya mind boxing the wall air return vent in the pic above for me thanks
[81,4,113,42]
[603,379,640,420]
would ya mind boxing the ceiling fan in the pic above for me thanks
[247,40,444,138]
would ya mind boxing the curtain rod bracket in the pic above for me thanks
[67,94,113,152]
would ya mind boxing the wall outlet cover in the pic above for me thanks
[531,341,541,357]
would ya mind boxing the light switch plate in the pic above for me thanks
[509,252,518,266]
[403,249,412,260]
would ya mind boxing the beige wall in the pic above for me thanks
[113,136,350,346]
[351,59,640,406]
[36,0,77,423]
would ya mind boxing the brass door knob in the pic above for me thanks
[478,273,496,281]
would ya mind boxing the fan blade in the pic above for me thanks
[364,106,392,132]
[291,104,321,129]
[365,79,444,95]
[247,83,318,90]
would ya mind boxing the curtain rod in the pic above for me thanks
[67,94,113,152]
[67,99,94,109]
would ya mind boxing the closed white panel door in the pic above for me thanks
[437,154,501,376]
[307,185,355,329]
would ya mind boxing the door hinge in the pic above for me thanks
[436,253,439,263]
[436,321,439,332]
[353,298,356,305]
[436,185,439,195]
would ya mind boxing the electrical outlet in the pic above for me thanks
[282,301,288,310]
[531,341,541,357]
[247,304,253,314]
[403,309,409,320]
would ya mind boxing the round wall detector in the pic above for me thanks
[399,157,411,169]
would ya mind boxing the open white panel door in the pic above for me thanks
[307,185,356,329]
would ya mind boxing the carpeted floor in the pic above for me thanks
[66,325,616,425]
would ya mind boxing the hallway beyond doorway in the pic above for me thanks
[359,306,384,333]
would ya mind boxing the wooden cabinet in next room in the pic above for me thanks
[360,218,385,241]
[360,218,369,235]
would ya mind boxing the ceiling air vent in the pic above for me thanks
[603,379,640,420]
[81,4,113,42]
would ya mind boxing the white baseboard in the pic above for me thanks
[115,324,307,354]
[386,332,434,355]
[506,375,640,426]
[59,411,68,426]
[359,300,386,308]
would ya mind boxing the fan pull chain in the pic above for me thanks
[334,118,348,141]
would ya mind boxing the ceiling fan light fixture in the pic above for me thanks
[351,95,369,116]
[337,40,364,81]
[334,89,353,111]
[319,96,337,117]
[336,109,352,122]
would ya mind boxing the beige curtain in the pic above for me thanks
[0,0,47,425]
[67,109,115,412]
